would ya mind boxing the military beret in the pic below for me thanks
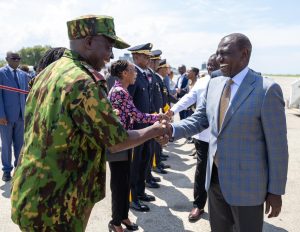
[150,49,162,60]
[158,59,169,69]
[128,43,152,55]
[67,15,130,49]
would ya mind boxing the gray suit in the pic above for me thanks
[172,69,288,206]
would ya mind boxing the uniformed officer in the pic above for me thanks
[127,43,157,212]
[147,53,172,179]
[11,15,167,232]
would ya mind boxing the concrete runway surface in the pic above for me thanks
[0,76,299,232]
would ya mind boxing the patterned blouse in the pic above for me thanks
[108,80,159,130]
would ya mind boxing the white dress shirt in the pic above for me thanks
[176,74,185,89]
[228,66,249,105]
[171,75,211,142]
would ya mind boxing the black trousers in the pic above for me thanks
[208,164,264,232]
[130,140,153,202]
[193,139,209,209]
[109,150,131,226]
[146,140,161,182]
[179,110,188,120]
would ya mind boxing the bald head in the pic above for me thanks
[220,33,252,63]
[216,33,252,77]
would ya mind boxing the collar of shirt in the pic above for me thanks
[112,80,131,99]
[228,66,249,103]
[114,80,123,88]
[156,73,164,81]
[231,66,249,87]
[134,64,147,74]
[7,64,18,74]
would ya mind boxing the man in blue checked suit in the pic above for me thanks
[161,33,288,232]
[0,51,30,182]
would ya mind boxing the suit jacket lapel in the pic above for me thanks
[220,70,256,133]
[5,67,15,87]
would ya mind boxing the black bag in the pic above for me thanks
[106,149,128,162]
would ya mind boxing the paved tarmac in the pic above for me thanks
[0,76,299,232]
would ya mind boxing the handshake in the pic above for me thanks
[152,110,175,145]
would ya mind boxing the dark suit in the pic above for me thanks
[128,66,155,202]
[146,73,167,177]
[175,74,189,119]
[0,65,29,173]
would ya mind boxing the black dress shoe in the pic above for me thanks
[152,176,161,182]
[159,162,171,169]
[152,167,168,174]
[121,221,139,231]
[2,172,11,182]
[138,193,155,202]
[187,139,194,144]
[160,157,168,161]
[145,180,160,188]
[186,137,194,143]
[130,201,150,212]
[189,151,196,156]
[161,153,169,158]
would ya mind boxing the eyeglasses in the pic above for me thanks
[9,57,21,61]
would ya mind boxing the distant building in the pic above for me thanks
[119,53,133,62]
[201,62,206,70]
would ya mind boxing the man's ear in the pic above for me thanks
[83,36,93,50]
[241,47,250,63]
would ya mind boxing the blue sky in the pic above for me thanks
[0,0,299,74]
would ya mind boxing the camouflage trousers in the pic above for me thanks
[17,205,93,232]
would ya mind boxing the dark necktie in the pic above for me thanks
[143,72,152,84]
[13,69,20,89]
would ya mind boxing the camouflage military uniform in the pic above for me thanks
[11,49,128,231]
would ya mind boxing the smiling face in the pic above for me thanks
[122,63,137,85]
[216,35,250,78]
[187,69,196,80]
[88,35,114,71]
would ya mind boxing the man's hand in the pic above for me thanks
[165,110,174,119]
[0,118,8,125]
[158,113,170,122]
[265,193,282,218]
[154,120,172,145]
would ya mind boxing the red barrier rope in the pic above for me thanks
[0,85,29,94]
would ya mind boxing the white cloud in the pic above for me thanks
[0,0,299,73]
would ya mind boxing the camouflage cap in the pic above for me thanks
[67,15,130,49]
